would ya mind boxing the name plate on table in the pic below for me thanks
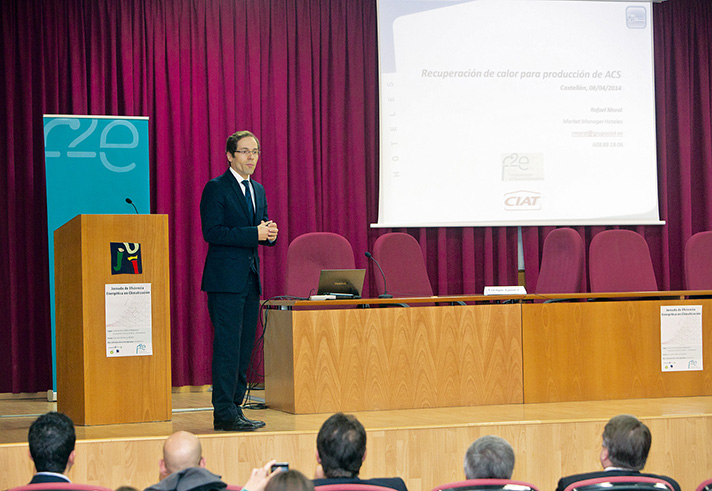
[484,286,527,296]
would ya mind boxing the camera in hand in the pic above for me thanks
[271,462,289,473]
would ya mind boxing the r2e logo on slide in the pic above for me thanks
[504,191,541,211]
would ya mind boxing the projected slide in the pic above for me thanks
[376,0,661,227]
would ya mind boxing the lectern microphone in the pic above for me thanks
[125,197,139,214]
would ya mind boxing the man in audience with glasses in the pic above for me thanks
[556,414,681,491]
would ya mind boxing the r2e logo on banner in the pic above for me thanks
[44,118,141,172]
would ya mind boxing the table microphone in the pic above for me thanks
[365,252,393,298]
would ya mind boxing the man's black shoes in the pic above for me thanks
[240,413,266,428]
[214,412,266,431]
[214,417,258,432]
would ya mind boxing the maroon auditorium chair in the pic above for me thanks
[315,485,397,491]
[6,484,114,491]
[372,232,433,297]
[534,227,585,296]
[285,232,355,298]
[561,475,674,491]
[684,231,712,290]
[431,478,540,491]
[588,229,658,293]
[695,478,712,491]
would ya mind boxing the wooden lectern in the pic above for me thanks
[54,214,171,425]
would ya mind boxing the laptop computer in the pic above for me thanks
[316,269,366,298]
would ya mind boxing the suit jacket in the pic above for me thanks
[144,466,226,491]
[200,170,274,293]
[312,476,408,491]
[30,473,71,483]
[556,470,681,491]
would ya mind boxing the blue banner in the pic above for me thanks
[43,115,150,392]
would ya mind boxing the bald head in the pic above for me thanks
[160,431,205,478]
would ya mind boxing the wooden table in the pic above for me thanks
[263,297,523,413]
[522,294,712,402]
[263,291,712,413]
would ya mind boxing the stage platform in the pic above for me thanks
[1,391,711,491]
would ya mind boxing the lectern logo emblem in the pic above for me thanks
[110,242,143,274]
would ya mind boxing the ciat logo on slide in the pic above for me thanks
[504,191,541,211]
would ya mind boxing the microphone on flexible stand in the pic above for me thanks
[125,197,139,214]
[365,251,393,298]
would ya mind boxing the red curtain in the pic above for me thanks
[0,0,707,392]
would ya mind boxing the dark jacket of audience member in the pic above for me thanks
[144,467,226,491]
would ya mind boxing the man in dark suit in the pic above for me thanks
[312,413,408,491]
[200,130,278,432]
[556,414,680,491]
[28,412,76,483]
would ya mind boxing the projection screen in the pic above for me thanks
[375,0,663,227]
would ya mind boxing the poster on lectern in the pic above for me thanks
[105,283,153,357]
[660,306,703,372]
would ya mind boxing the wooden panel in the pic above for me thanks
[2,396,712,491]
[55,214,172,425]
[265,304,523,413]
[55,216,87,422]
[522,299,712,403]
[264,309,296,413]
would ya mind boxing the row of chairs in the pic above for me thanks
[8,476,712,491]
[284,228,712,298]
[537,228,712,294]
[285,232,433,298]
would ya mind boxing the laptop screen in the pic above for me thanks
[317,269,366,298]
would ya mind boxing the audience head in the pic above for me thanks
[28,411,76,474]
[463,435,515,479]
[316,413,367,478]
[600,414,651,471]
[265,470,314,491]
[160,431,206,479]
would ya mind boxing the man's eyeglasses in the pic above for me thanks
[235,149,261,156]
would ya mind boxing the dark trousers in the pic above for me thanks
[207,272,260,423]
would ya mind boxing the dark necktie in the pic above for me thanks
[242,180,255,221]
[242,180,258,273]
